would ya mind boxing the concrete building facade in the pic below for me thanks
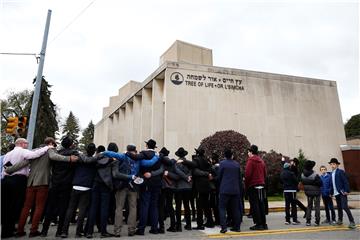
[94,40,347,166]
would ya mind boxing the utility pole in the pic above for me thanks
[27,9,52,149]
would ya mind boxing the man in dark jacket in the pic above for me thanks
[61,143,98,238]
[245,145,267,230]
[301,160,322,226]
[329,158,356,229]
[280,162,300,225]
[41,136,79,237]
[218,149,242,233]
[192,148,215,229]
[130,139,164,236]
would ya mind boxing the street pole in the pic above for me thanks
[27,9,52,149]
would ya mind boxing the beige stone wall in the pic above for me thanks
[163,64,346,166]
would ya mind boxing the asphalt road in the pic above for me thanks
[10,209,360,239]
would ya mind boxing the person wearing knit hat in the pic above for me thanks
[280,161,300,225]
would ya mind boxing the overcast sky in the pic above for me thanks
[0,0,359,130]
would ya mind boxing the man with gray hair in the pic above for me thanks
[1,138,50,238]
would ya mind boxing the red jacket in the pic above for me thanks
[245,155,266,190]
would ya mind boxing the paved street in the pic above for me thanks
[11,209,360,239]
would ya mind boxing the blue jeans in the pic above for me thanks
[86,183,111,234]
[137,186,161,232]
[219,194,240,230]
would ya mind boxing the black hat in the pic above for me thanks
[248,145,258,155]
[194,148,205,156]
[175,147,188,157]
[145,139,157,149]
[328,158,340,165]
[304,160,316,170]
[159,147,170,156]
[127,144,136,152]
[61,136,73,149]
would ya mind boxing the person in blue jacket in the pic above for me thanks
[329,158,356,229]
[319,165,336,224]
[102,144,159,237]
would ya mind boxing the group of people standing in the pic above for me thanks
[1,136,269,238]
[280,156,356,229]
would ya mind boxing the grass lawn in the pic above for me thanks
[267,195,284,201]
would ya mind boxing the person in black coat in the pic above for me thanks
[192,148,215,229]
[280,162,300,225]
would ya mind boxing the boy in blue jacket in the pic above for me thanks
[319,166,336,224]
[329,158,356,229]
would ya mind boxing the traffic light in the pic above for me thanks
[18,116,27,136]
[5,116,19,136]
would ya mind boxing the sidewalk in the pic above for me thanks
[258,192,360,213]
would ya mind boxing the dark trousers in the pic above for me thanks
[17,186,49,233]
[284,192,297,222]
[322,195,336,222]
[248,186,267,227]
[159,189,175,229]
[210,190,220,224]
[86,183,111,234]
[335,194,354,223]
[306,195,320,223]
[294,198,307,213]
[196,192,213,227]
[42,185,72,235]
[219,194,240,230]
[62,189,91,235]
[137,186,161,232]
[1,175,27,238]
[175,190,192,227]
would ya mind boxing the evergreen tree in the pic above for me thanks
[345,114,360,138]
[29,76,59,148]
[79,120,95,150]
[62,111,80,142]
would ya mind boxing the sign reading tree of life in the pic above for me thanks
[170,71,244,91]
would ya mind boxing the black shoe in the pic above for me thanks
[250,225,265,231]
[194,226,205,230]
[135,230,144,236]
[149,229,158,234]
[15,231,26,238]
[230,228,241,232]
[184,225,192,230]
[55,231,62,237]
[113,234,121,237]
[167,226,177,232]
[158,228,165,234]
[263,224,268,230]
[176,225,182,232]
[100,232,114,238]
[29,231,42,238]
[128,232,135,237]
[220,228,227,234]
[40,231,47,237]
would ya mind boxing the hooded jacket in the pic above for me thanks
[301,169,322,196]
[245,155,266,189]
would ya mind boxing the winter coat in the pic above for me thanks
[218,159,242,195]
[174,158,192,191]
[330,168,350,195]
[301,169,322,196]
[50,148,78,188]
[320,172,332,197]
[280,168,298,191]
[245,155,266,189]
[192,155,213,193]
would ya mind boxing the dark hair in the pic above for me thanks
[107,142,118,152]
[224,149,233,159]
[44,137,56,147]
[61,136,73,149]
[86,143,97,156]
[96,145,105,153]
[248,145,258,155]
[320,165,327,170]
